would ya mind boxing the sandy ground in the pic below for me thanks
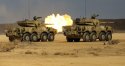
[0,33,125,66]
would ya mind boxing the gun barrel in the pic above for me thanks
[101,22,114,24]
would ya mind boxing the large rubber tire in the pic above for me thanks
[9,36,15,42]
[83,32,90,42]
[90,32,97,42]
[99,32,106,41]
[31,33,38,42]
[106,32,112,41]
[74,38,80,42]
[22,33,31,41]
[48,33,55,42]
[66,37,73,42]
[40,33,48,42]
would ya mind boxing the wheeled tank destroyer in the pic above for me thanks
[63,15,113,42]
[5,16,57,42]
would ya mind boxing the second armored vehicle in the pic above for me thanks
[63,15,113,42]
[6,16,57,42]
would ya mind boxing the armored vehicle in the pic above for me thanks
[5,16,57,42]
[63,15,113,42]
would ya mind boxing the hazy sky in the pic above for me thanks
[0,0,125,23]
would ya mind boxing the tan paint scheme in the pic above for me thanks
[6,17,57,42]
[63,16,113,42]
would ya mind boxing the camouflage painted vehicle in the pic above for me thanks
[5,16,57,42]
[63,15,113,42]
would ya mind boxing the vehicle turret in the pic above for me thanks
[5,16,57,42]
[63,14,113,42]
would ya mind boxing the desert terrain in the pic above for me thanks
[0,33,125,66]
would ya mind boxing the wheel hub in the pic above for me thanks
[102,35,105,40]
[86,35,90,40]
[108,35,112,40]
[50,35,54,39]
[43,35,47,40]
[25,36,30,41]
[33,36,37,40]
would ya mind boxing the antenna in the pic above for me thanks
[28,0,30,19]
[84,0,86,18]
[24,0,27,19]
